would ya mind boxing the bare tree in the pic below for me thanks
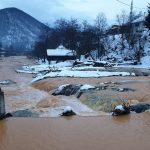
[54,18,68,46]
[52,18,81,55]
[65,18,81,51]
[79,21,96,59]
[116,10,128,55]
[115,2,144,61]
[116,10,128,26]
[95,13,107,59]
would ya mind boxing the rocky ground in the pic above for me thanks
[0,56,150,117]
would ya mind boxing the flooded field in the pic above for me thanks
[0,56,150,150]
[0,56,33,85]
[0,114,150,150]
[33,77,150,103]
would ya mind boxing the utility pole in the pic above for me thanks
[129,0,134,50]
[130,0,133,23]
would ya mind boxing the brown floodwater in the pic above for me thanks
[0,113,150,150]
[0,56,150,150]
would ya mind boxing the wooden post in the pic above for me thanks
[0,88,5,117]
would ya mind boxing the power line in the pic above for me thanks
[115,0,146,10]
[116,0,130,7]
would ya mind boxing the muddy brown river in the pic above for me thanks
[0,56,150,150]
[0,114,150,150]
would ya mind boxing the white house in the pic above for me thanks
[47,45,76,62]
[132,16,145,34]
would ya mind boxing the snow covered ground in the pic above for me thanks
[115,56,150,69]
[31,70,134,83]
[16,27,150,81]
[100,28,150,69]
[15,60,137,83]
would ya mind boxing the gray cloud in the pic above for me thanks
[0,0,148,25]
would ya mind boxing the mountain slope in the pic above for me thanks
[0,7,50,55]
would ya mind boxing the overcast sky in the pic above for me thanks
[0,0,149,25]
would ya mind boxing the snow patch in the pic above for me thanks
[80,84,95,90]
[115,105,125,111]
[62,106,73,113]
[31,70,134,83]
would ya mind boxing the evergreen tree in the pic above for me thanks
[145,4,150,29]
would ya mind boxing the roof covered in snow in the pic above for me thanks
[47,45,74,56]
[132,16,145,23]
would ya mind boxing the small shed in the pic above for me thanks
[47,45,76,63]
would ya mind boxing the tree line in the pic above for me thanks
[33,12,107,61]
[34,3,150,62]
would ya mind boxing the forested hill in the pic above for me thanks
[0,7,50,55]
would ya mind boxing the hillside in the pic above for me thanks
[0,7,50,55]
[104,29,150,67]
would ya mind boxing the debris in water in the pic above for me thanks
[0,80,16,85]
[130,103,150,113]
[112,103,130,116]
[52,84,96,96]
[12,109,39,117]
[52,84,81,96]
[61,106,76,116]
[111,88,135,92]
[0,113,12,120]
